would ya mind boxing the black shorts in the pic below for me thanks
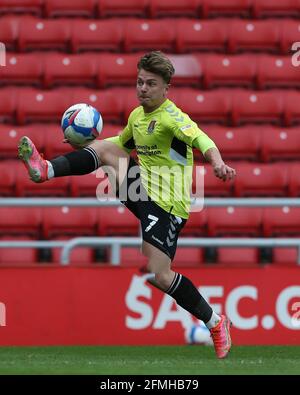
[116,158,187,261]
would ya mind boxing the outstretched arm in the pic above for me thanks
[203,146,236,182]
[192,135,236,182]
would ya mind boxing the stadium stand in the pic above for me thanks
[1,3,300,267]
[42,207,98,238]
[233,162,289,197]
[149,0,200,18]
[263,207,300,236]
[97,206,140,237]
[97,0,149,18]
[123,19,176,53]
[216,247,260,266]
[71,19,124,53]
[44,0,96,18]
[43,53,97,88]
[18,16,71,52]
[0,207,42,237]
[0,0,43,17]
[207,207,263,237]
[176,19,228,53]
[252,0,300,18]
[0,236,38,265]
[0,161,16,196]
[0,52,43,86]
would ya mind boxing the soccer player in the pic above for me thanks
[18,51,236,359]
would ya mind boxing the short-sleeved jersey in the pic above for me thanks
[105,99,215,219]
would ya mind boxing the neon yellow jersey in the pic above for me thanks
[105,99,216,219]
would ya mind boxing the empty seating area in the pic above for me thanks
[0,1,300,267]
[0,206,299,265]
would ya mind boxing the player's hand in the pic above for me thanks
[213,162,236,182]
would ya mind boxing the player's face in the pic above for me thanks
[137,69,169,112]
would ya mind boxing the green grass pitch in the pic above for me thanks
[0,345,299,375]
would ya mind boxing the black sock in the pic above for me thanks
[50,147,101,177]
[166,274,213,323]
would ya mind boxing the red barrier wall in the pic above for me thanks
[0,266,299,346]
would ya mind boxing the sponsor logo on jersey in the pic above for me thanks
[147,120,157,134]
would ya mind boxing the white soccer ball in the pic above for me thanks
[185,322,213,346]
[61,103,103,149]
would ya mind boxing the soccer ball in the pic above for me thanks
[185,322,213,346]
[61,103,103,149]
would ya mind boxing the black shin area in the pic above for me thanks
[167,274,213,323]
[50,147,101,177]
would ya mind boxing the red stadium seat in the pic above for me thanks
[234,162,288,197]
[51,237,95,265]
[43,53,97,88]
[261,126,300,162]
[168,55,202,87]
[216,248,260,267]
[173,247,204,267]
[0,161,16,196]
[180,210,207,237]
[70,172,101,197]
[284,91,300,126]
[257,55,300,89]
[204,125,261,161]
[44,0,96,18]
[288,163,300,197]
[231,90,283,126]
[280,20,300,54]
[0,0,42,16]
[70,19,124,53]
[41,123,70,158]
[0,16,20,51]
[253,0,300,18]
[98,206,140,236]
[0,87,18,123]
[201,54,257,89]
[71,88,124,124]
[43,207,98,238]
[96,53,141,88]
[202,0,252,18]
[176,19,228,53]
[0,236,38,265]
[18,17,71,52]
[192,164,233,197]
[228,20,280,53]
[120,247,148,266]
[0,53,43,87]
[176,89,231,124]
[0,123,45,159]
[263,207,300,236]
[149,0,200,18]
[207,207,263,237]
[123,88,143,121]
[16,162,70,197]
[272,248,298,266]
[0,207,42,237]
[100,123,123,140]
[17,88,74,124]
[124,19,176,53]
[98,0,149,17]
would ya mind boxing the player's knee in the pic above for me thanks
[90,140,106,158]
[154,272,172,290]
